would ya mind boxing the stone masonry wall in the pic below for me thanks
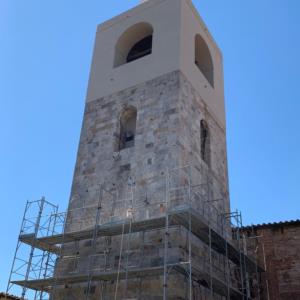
[69,71,181,213]
[68,70,229,218]
[54,71,231,299]
[178,72,230,217]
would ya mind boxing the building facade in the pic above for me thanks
[242,220,300,300]
[0,293,21,300]
[56,0,231,298]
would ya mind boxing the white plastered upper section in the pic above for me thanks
[85,0,225,128]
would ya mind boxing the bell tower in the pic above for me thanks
[58,0,233,299]
[6,1,266,299]
[73,0,229,211]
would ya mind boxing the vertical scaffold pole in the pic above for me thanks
[163,169,170,300]
[124,182,134,298]
[138,230,145,299]
[225,239,230,300]
[86,184,103,300]
[187,167,192,300]
[114,222,125,300]
[22,198,45,299]
[52,211,67,300]
[209,226,213,299]
[207,178,213,299]
[6,200,30,296]
[123,218,132,297]
[240,213,249,299]
[236,212,245,300]
[35,204,59,300]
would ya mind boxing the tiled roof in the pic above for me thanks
[0,293,21,300]
[241,219,300,230]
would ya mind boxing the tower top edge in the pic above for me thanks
[96,0,221,57]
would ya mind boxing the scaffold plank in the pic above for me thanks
[19,234,61,254]
[12,264,248,300]
[18,207,264,273]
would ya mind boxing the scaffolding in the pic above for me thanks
[7,166,265,300]
[6,198,65,300]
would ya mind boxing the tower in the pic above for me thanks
[6,1,265,298]
[58,0,231,298]
[71,0,229,216]
[52,0,232,298]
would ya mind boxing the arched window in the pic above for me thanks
[200,120,210,166]
[127,35,152,63]
[114,22,153,67]
[195,34,214,88]
[119,106,137,150]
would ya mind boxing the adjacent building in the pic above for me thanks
[242,220,300,300]
[0,293,21,300]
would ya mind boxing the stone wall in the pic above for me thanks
[54,70,231,299]
[178,72,230,216]
[69,71,181,213]
[68,70,229,219]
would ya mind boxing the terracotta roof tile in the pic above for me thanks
[0,292,22,300]
[241,219,300,230]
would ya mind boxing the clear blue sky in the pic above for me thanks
[1,0,299,292]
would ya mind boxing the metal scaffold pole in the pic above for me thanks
[163,169,170,300]
[235,210,248,300]
[34,204,59,300]
[188,167,192,300]
[51,207,68,300]
[209,226,213,299]
[123,182,134,299]
[114,222,125,300]
[138,230,145,299]
[6,200,30,297]
[7,198,60,300]
[22,198,45,298]
[240,213,250,299]
[6,166,266,300]
[85,184,103,300]
[207,178,213,300]
[225,239,230,300]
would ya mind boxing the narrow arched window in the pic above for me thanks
[119,107,137,151]
[195,34,214,88]
[114,22,153,67]
[200,120,210,166]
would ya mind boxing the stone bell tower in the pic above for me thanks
[72,0,228,211]
[56,0,233,299]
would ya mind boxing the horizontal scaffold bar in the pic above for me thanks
[19,206,264,273]
[12,263,250,300]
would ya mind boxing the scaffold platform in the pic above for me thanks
[7,167,266,299]
[12,263,249,300]
[19,206,263,273]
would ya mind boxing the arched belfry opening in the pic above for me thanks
[119,106,137,150]
[200,119,211,166]
[195,34,214,88]
[114,22,153,67]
